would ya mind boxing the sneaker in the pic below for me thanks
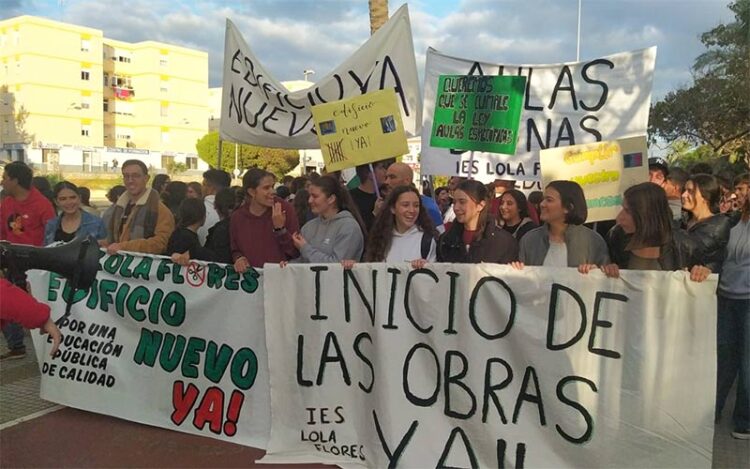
[731,429,750,440]
[0,349,26,360]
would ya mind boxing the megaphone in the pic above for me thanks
[0,235,101,291]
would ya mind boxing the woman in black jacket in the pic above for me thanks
[167,198,218,263]
[596,182,709,280]
[437,180,518,263]
[682,174,732,273]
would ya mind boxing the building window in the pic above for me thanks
[118,56,131,63]
[186,156,198,170]
[81,70,90,81]
[159,58,168,67]
[161,131,170,143]
[103,99,109,112]
[81,39,90,52]
[81,98,91,109]
[160,84,168,94]
[160,105,168,117]
[13,30,19,46]
[116,132,132,140]
[81,125,90,137]
[103,73,109,86]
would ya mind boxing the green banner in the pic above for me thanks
[429,75,526,155]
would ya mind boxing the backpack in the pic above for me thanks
[420,230,433,260]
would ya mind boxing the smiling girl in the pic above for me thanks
[437,180,518,263]
[44,181,107,245]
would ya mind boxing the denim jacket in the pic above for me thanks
[44,210,107,245]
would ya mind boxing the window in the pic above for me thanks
[186,156,198,170]
[116,132,132,140]
[118,55,131,63]
[160,84,168,93]
[80,39,90,52]
[81,125,90,137]
[160,105,168,117]
[81,98,91,109]
[103,99,109,112]
[161,131,170,143]
[81,70,90,81]
[103,73,109,86]
[159,58,168,67]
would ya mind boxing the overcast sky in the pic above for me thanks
[4,0,735,99]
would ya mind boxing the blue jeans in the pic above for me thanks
[2,322,25,352]
[716,296,750,431]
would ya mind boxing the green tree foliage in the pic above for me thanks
[649,0,749,166]
[195,132,301,178]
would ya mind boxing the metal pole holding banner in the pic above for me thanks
[217,138,223,169]
[576,0,582,61]
[369,163,381,199]
[467,151,475,180]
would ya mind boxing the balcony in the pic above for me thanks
[112,85,135,100]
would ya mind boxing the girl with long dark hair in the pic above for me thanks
[596,182,709,280]
[499,189,538,241]
[231,168,299,270]
[166,198,216,262]
[363,185,438,264]
[291,175,366,263]
[682,173,732,272]
[437,179,518,263]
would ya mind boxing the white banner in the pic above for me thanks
[420,48,656,183]
[29,253,270,449]
[262,264,716,468]
[220,5,421,149]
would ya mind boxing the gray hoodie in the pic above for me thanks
[298,210,364,262]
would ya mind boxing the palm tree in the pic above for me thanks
[369,0,388,34]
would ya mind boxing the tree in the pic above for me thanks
[195,132,300,178]
[649,0,749,166]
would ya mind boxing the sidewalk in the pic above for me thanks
[1,332,748,467]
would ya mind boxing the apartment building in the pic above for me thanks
[0,15,209,172]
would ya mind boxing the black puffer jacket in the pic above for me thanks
[607,225,701,271]
[685,214,732,273]
[438,222,519,264]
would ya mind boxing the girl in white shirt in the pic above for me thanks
[344,186,438,268]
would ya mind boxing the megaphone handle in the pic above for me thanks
[56,299,73,327]
[54,239,90,326]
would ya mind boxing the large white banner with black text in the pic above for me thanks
[261,263,715,468]
[220,5,421,149]
[420,47,656,184]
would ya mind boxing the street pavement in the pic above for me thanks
[1,332,748,467]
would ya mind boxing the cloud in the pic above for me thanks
[9,0,737,98]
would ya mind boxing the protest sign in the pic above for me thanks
[430,75,526,155]
[311,89,408,172]
[220,5,421,149]
[29,253,270,449]
[261,263,716,468]
[420,47,656,183]
[540,136,649,222]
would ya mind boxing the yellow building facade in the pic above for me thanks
[0,15,208,171]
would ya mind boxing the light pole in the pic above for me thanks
[576,0,582,61]
[303,69,315,82]
[234,143,240,180]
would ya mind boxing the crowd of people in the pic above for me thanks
[0,155,748,439]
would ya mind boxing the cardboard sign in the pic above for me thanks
[311,89,408,171]
[430,75,526,154]
[540,135,649,222]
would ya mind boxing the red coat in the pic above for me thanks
[229,197,300,268]
[0,279,50,329]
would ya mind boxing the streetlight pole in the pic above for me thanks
[576,0,582,61]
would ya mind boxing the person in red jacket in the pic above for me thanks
[0,278,61,356]
[1,161,56,360]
